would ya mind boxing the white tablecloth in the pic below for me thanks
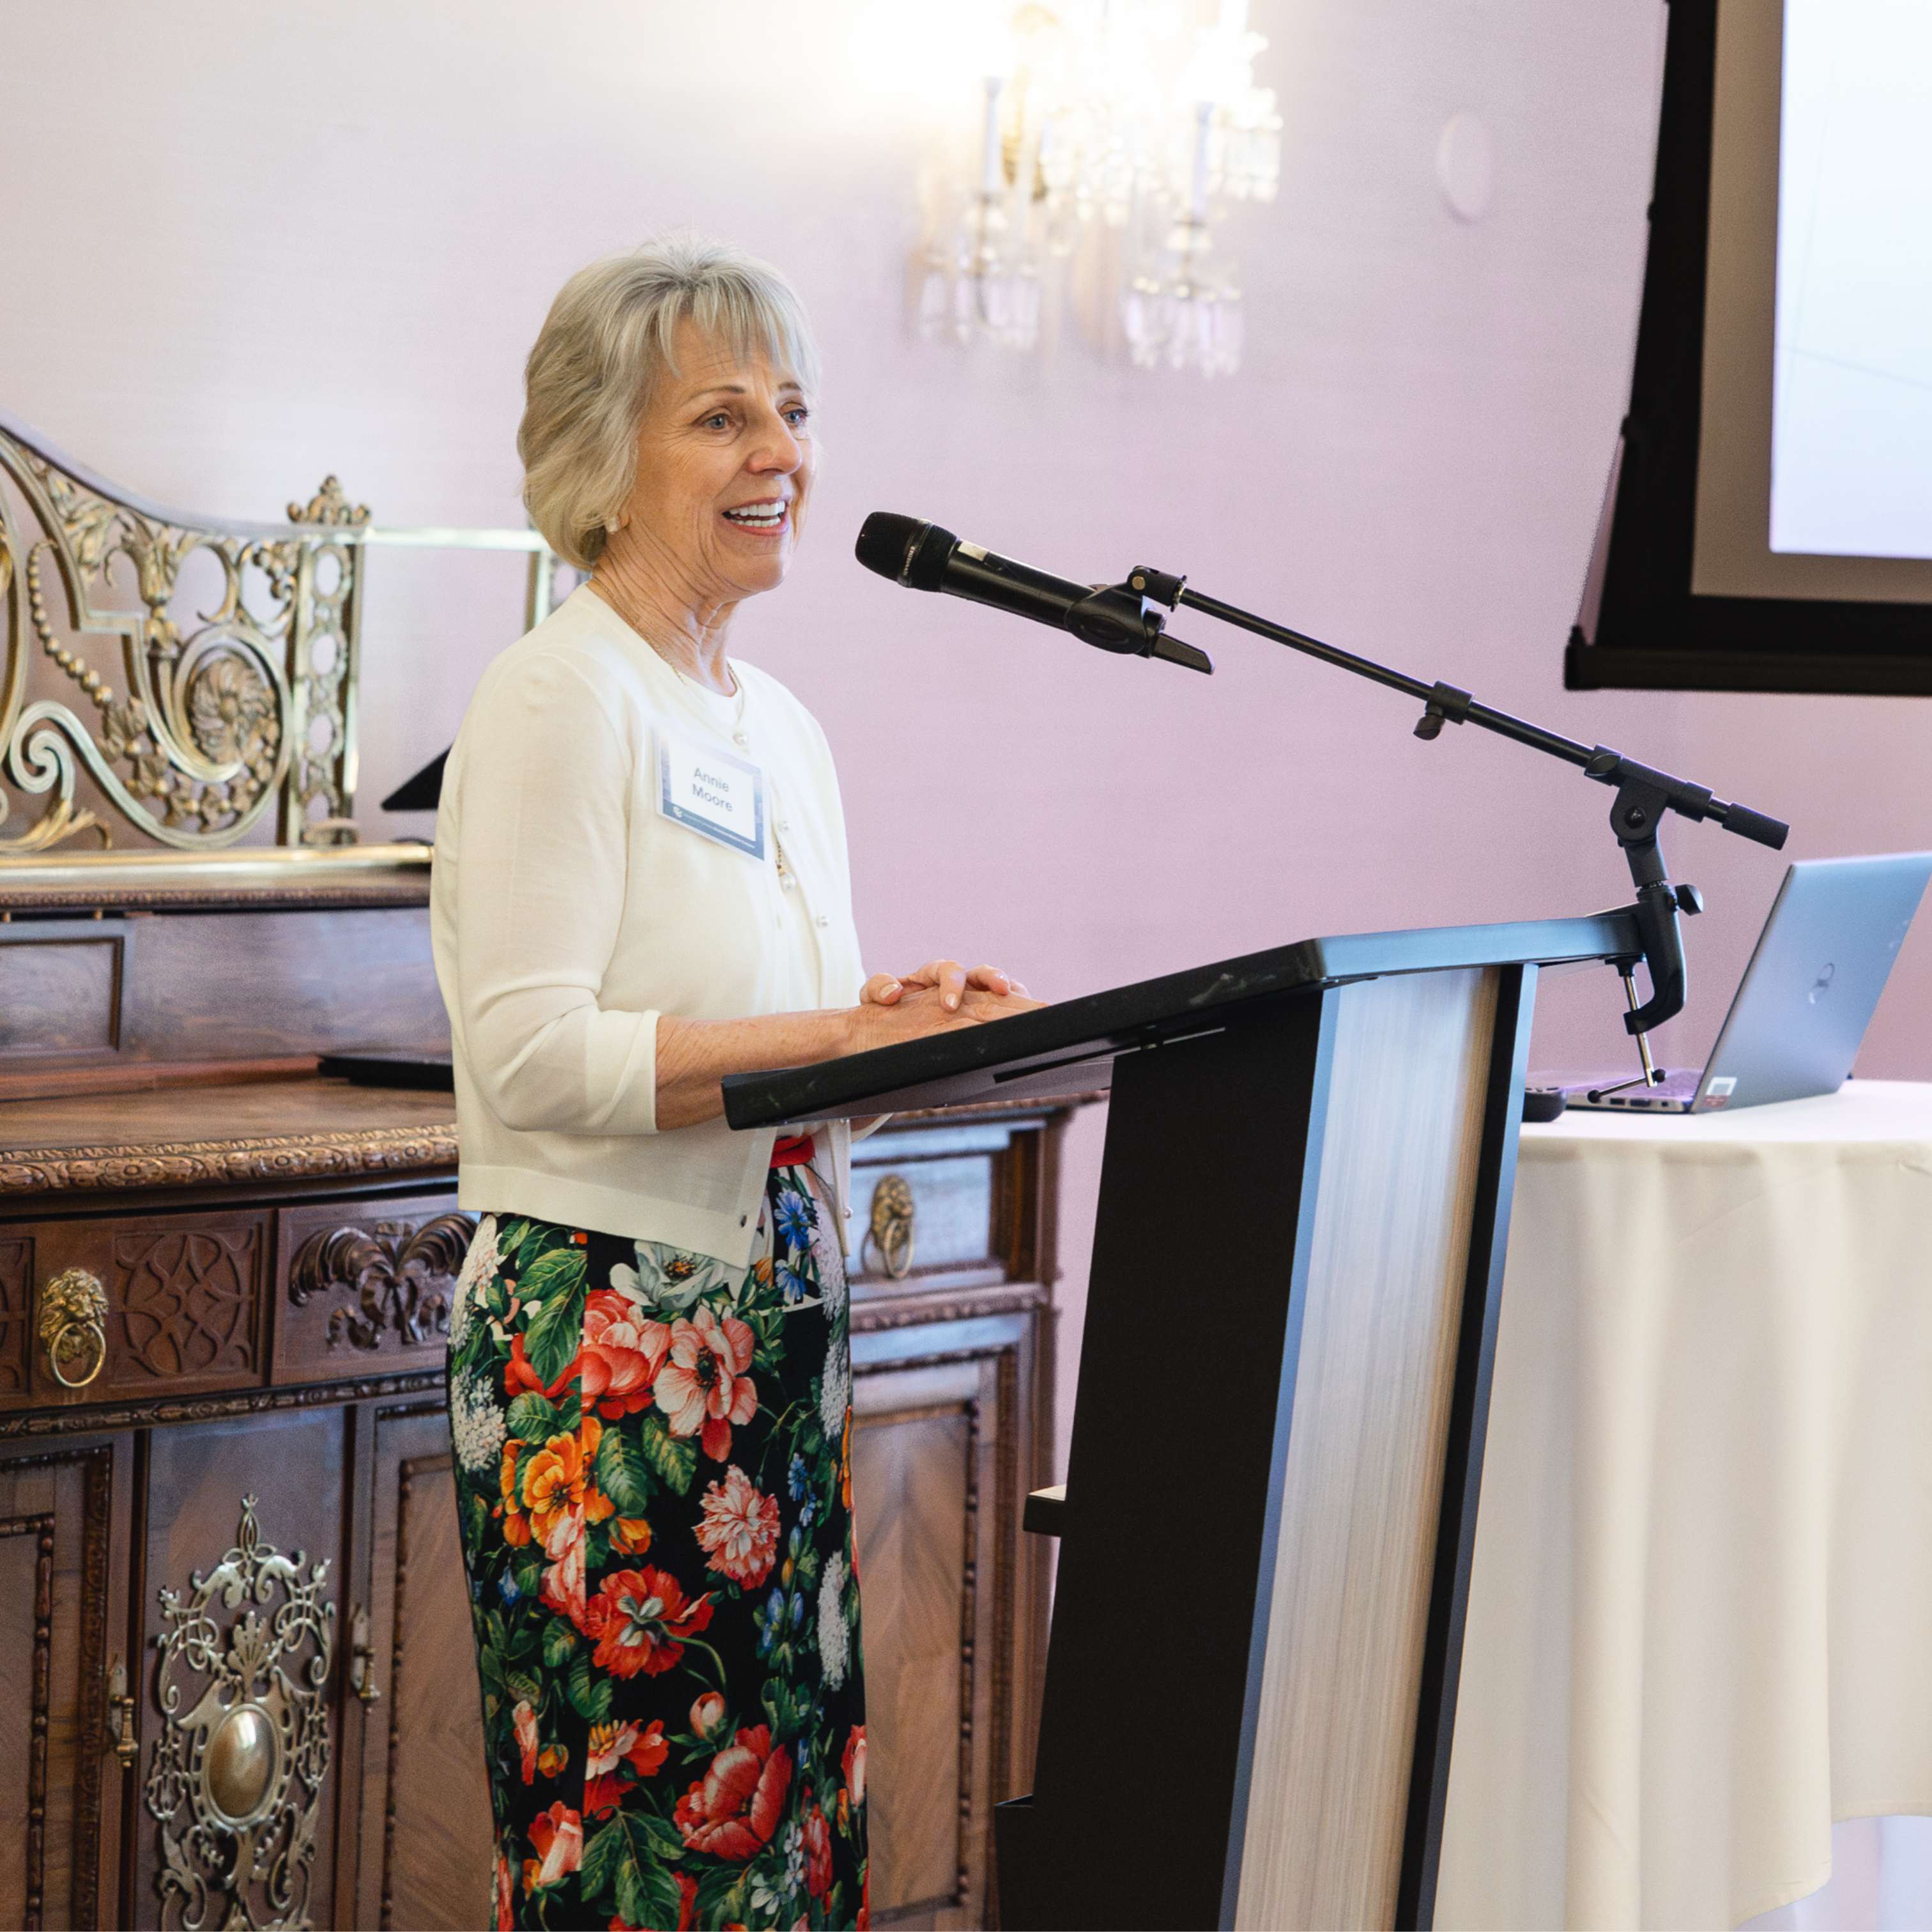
[1436,1082,1932,1930]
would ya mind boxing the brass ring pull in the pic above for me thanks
[38,1268,109,1389]
[864,1174,916,1281]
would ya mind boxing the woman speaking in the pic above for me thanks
[432,236,1038,1931]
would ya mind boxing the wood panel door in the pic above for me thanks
[853,1338,1028,1932]
[129,1409,351,1931]
[0,1434,134,1931]
[349,1399,494,1929]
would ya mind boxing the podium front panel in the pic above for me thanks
[997,954,1535,1931]
[1233,967,1497,1929]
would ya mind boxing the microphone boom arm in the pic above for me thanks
[1115,566,1790,1039]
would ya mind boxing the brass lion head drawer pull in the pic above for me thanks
[38,1267,109,1388]
[864,1173,916,1280]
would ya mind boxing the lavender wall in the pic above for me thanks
[6,0,1931,1487]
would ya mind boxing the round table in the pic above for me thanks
[1436,1082,1932,1929]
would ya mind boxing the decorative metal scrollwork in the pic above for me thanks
[144,1495,335,1930]
[864,1172,917,1280]
[0,413,369,852]
[37,1265,108,1387]
[288,1212,474,1351]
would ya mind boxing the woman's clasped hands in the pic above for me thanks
[854,958,1043,1046]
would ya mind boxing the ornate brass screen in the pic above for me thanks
[0,409,560,855]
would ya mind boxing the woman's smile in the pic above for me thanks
[721,496,791,539]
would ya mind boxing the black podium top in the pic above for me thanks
[722,908,1641,1128]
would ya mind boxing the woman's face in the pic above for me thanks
[613,317,816,610]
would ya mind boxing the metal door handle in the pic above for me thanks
[107,1655,137,1770]
[349,1605,381,1705]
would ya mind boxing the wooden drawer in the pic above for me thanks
[849,1120,1033,1287]
[272,1189,473,1385]
[1,1206,272,1411]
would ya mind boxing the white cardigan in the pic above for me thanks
[430,586,868,1266]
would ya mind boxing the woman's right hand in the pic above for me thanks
[848,978,1043,1052]
[861,959,1029,1011]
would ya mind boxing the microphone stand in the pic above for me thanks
[1109,564,1790,1074]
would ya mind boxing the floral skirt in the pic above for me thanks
[445,1156,868,1931]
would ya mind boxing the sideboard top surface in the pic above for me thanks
[0,1075,1090,1207]
[0,1072,457,1200]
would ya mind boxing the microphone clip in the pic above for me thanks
[1070,582,1213,675]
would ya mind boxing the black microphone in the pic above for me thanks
[854,512,1212,673]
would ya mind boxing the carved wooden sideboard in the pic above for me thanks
[0,851,1079,1931]
[0,420,1080,1929]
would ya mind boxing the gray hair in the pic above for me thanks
[518,236,821,570]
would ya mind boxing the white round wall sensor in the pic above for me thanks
[1436,111,1495,222]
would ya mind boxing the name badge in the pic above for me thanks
[657,734,766,859]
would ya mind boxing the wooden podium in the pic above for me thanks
[724,910,1643,1932]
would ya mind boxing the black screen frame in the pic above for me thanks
[1565,0,1932,698]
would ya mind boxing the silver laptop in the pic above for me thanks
[1555,852,1932,1114]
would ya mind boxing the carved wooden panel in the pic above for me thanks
[0,1236,31,1397]
[135,1410,348,1931]
[0,925,126,1055]
[0,1439,131,1931]
[274,1193,471,1385]
[111,1224,260,1380]
[293,1218,465,1350]
[351,1404,493,1930]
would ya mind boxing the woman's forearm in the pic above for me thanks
[654,1008,860,1130]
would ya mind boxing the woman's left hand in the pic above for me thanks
[861,959,1032,1013]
